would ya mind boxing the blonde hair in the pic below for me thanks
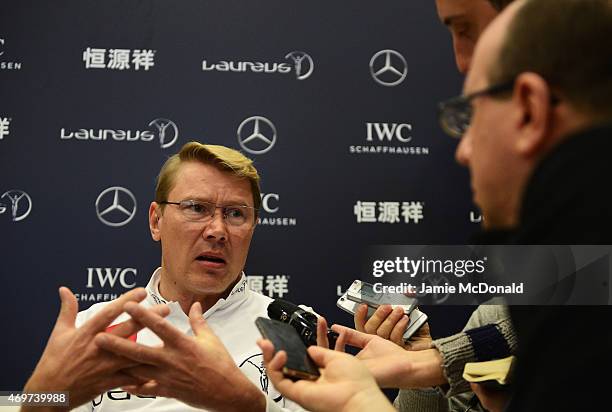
[155,142,261,215]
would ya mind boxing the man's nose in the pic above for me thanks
[452,37,472,75]
[455,134,472,167]
[455,54,470,75]
[203,209,228,241]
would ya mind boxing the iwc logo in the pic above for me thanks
[0,38,23,70]
[258,193,298,227]
[349,122,429,156]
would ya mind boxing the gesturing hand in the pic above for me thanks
[95,301,266,412]
[23,287,166,410]
[332,324,446,389]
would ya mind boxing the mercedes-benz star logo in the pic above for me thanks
[237,116,277,155]
[285,51,314,80]
[95,186,137,227]
[0,190,32,222]
[369,49,408,87]
[148,118,179,149]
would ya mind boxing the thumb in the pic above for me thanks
[56,286,78,329]
[307,345,345,368]
[188,301,211,336]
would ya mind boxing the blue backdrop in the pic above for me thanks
[1,0,480,389]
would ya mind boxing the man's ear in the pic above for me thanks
[512,72,553,157]
[149,202,161,242]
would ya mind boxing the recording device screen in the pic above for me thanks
[255,317,320,381]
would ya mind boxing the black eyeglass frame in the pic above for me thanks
[438,79,516,139]
[438,77,562,139]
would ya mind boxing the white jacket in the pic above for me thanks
[73,268,306,412]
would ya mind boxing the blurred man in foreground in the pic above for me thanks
[445,0,612,409]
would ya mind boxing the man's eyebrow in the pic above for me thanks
[188,196,251,207]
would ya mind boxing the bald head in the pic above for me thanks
[456,0,612,230]
[487,0,612,121]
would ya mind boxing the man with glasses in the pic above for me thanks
[439,0,612,410]
[22,142,304,412]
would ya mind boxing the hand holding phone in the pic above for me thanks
[337,280,428,342]
[255,317,320,381]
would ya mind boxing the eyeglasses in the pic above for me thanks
[159,200,257,227]
[438,79,515,139]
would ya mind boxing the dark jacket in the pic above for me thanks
[496,123,612,411]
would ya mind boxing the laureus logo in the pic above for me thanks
[60,118,179,149]
[0,190,32,222]
[148,118,179,149]
[202,51,314,80]
[285,51,314,80]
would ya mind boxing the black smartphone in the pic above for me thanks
[255,317,320,381]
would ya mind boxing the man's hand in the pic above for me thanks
[257,339,395,412]
[333,324,446,389]
[354,304,433,350]
[95,301,266,412]
[22,287,165,411]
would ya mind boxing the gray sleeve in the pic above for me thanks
[432,304,516,397]
[393,388,449,412]
[393,388,488,412]
[462,301,510,331]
